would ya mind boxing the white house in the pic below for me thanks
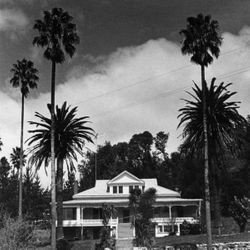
[62,171,202,240]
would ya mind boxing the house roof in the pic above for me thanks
[63,171,202,207]
[73,176,180,200]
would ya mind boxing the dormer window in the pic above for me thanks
[113,186,117,194]
[119,186,123,193]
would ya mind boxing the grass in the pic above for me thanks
[32,232,250,249]
[153,232,250,248]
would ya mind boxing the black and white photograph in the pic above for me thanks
[0,0,249,249]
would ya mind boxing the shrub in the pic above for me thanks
[0,214,34,249]
[180,220,191,235]
[57,238,72,250]
[180,221,202,235]
[229,196,250,232]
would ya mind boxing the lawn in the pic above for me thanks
[154,232,250,248]
[32,232,250,249]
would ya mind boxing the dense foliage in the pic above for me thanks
[0,155,50,220]
[129,187,156,248]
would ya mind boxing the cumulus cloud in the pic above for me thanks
[0,8,28,33]
[1,28,250,186]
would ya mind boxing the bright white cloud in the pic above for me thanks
[0,8,28,32]
[1,28,250,187]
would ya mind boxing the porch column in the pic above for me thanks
[76,206,81,221]
[176,224,180,236]
[81,226,84,240]
[198,201,201,219]
[169,205,172,219]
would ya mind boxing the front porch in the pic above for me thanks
[62,202,201,239]
[152,204,201,237]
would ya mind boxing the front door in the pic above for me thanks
[123,208,130,223]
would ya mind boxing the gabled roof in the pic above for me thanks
[73,178,180,200]
[107,170,144,185]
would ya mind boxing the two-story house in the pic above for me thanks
[62,171,202,240]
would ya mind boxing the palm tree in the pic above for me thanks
[10,58,38,219]
[27,101,94,239]
[178,78,246,237]
[33,8,79,247]
[180,14,222,248]
[10,147,27,177]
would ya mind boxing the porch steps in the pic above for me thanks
[116,238,134,250]
[118,223,134,239]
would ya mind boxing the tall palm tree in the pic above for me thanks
[178,78,246,238]
[10,58,38,219]
[180,14,222,248]
[27,102,94,239]
[33,8,79,247]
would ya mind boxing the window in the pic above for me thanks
[107,186,110,193]
[135,185,139,189]
[119,186,123,193]
[129,186,133,193]
[164,225,170,232]
[113,186,117,194]
[142,186,145,192]
[158,225,163,233]
[63,208,76,220]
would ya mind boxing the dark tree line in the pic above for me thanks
[0,154,50,220]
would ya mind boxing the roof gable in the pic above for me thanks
[107,170,144,185]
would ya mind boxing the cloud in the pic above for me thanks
[0,8,28,33]
[1,28,250,187]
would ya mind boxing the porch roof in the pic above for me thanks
[63,196,202,207]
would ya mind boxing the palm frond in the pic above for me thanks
[178,78,246,156]
[27,101,94,173]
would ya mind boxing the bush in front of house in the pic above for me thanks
[56,238,72,250]
[180,220,201,235]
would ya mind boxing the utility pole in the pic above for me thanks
[94,133,98,184]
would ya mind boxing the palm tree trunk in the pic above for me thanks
[201,64,212,250]
[51,60,57,249]
[18,93,24,219]
[211,160,222,235]
[56,158,64,239]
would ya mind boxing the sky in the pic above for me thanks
[1,0,250,186]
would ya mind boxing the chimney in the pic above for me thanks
[74,180,78,195]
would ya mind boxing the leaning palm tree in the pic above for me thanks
[10,58,38,219]
[33,8,79,247]
[27,102,94,239]
[178,78,246,238]
[180,14,222,248]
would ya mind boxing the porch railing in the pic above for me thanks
[63,217,119,227]
[151,217,199,224]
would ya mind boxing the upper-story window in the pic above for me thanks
[113,186,117,194]
[119,186,123,193]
